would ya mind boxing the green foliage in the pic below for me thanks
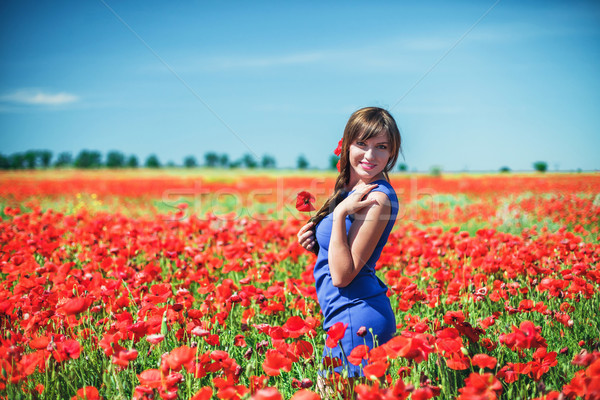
[0,154,10,169]
[533,161,548,172]
[242,153,258,169]
[126,155,139,168]
[54,152,73,168]
[329,155,339,170]
[23,150,37,169]
[145,154,161,168]
[106,151,126,168]
[261,154,277,169]
[9,153,25,169]
[429,165,442,177]
[204,152,219,167]
[183,155,198,168]
[219,154,229,168]
[74,150,102,169]
[39,150,53,168]
[297,155,309,170]
[397,163,408,172]
[499,166,511,173]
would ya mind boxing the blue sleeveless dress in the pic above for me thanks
[314,179,398,378]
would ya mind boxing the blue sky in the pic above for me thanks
[1,0,599,171]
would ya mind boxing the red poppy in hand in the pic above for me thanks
[296,191,316,212]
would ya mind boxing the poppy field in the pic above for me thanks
[1,170,599,400]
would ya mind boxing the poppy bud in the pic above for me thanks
[356,326,367,337]
[243,347,253,360]
[301,378,313,388]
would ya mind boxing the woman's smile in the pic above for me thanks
[360,161,377,171]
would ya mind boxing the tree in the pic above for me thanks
[261,154,276,169]
[127,155,139,168]
[74,150,102,169]
[397,163,408,172]
[204,152,219,167]
[533,161,547,173]
[55,152,73,168]
[499,166,511,173]
[9,153,25,169]
[145,154,161,168]
[297,155,309,170]
[229,159,242,169]
[24,150,37,169]
[183,155,198,168]
[429,165,442,177]
[39,150,52,168]
[242,153,258,169]
[106,151,126,168]
[329,155,340,170]
[0,154,10,169]
[219,153,229,168]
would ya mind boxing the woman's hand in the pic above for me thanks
[297,221,317,254]
[333,183,380,220]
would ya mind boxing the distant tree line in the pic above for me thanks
[1,149,554,172]
[0,150,321,170]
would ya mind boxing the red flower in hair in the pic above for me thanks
[334,138,343,156]
[296,191,316,212]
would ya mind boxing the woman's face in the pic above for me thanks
[348,131,391,186]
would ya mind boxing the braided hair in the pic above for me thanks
[309,107,402,229]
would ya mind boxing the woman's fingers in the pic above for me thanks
[297,221,314,235]
[297,221,316,251]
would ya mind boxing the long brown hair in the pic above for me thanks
[309,107,402,227]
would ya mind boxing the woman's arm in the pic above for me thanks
[328,185,391,287]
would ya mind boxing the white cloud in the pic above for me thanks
[0,89,79,105]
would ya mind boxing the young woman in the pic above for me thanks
[297,107,402,381]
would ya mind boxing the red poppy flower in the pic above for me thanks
[471,354,497,370]
[138,369,163,389]
[325,322,347,348]
[191,387,213,400]
[457,372,502,400]
[29,336,50,350]
[363,360,389,380]
[347,345,370,366]
[290,389,321,400]
[288,340,313,359]
[163,346,196,372]
[296,191,316,212]
[146,334,165,345]
[71,386,101,400]
[283,316,308,338]
[113,349,139,367]
[60,297,92,316]
[252,387,282,400]
[262,349,292,376]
